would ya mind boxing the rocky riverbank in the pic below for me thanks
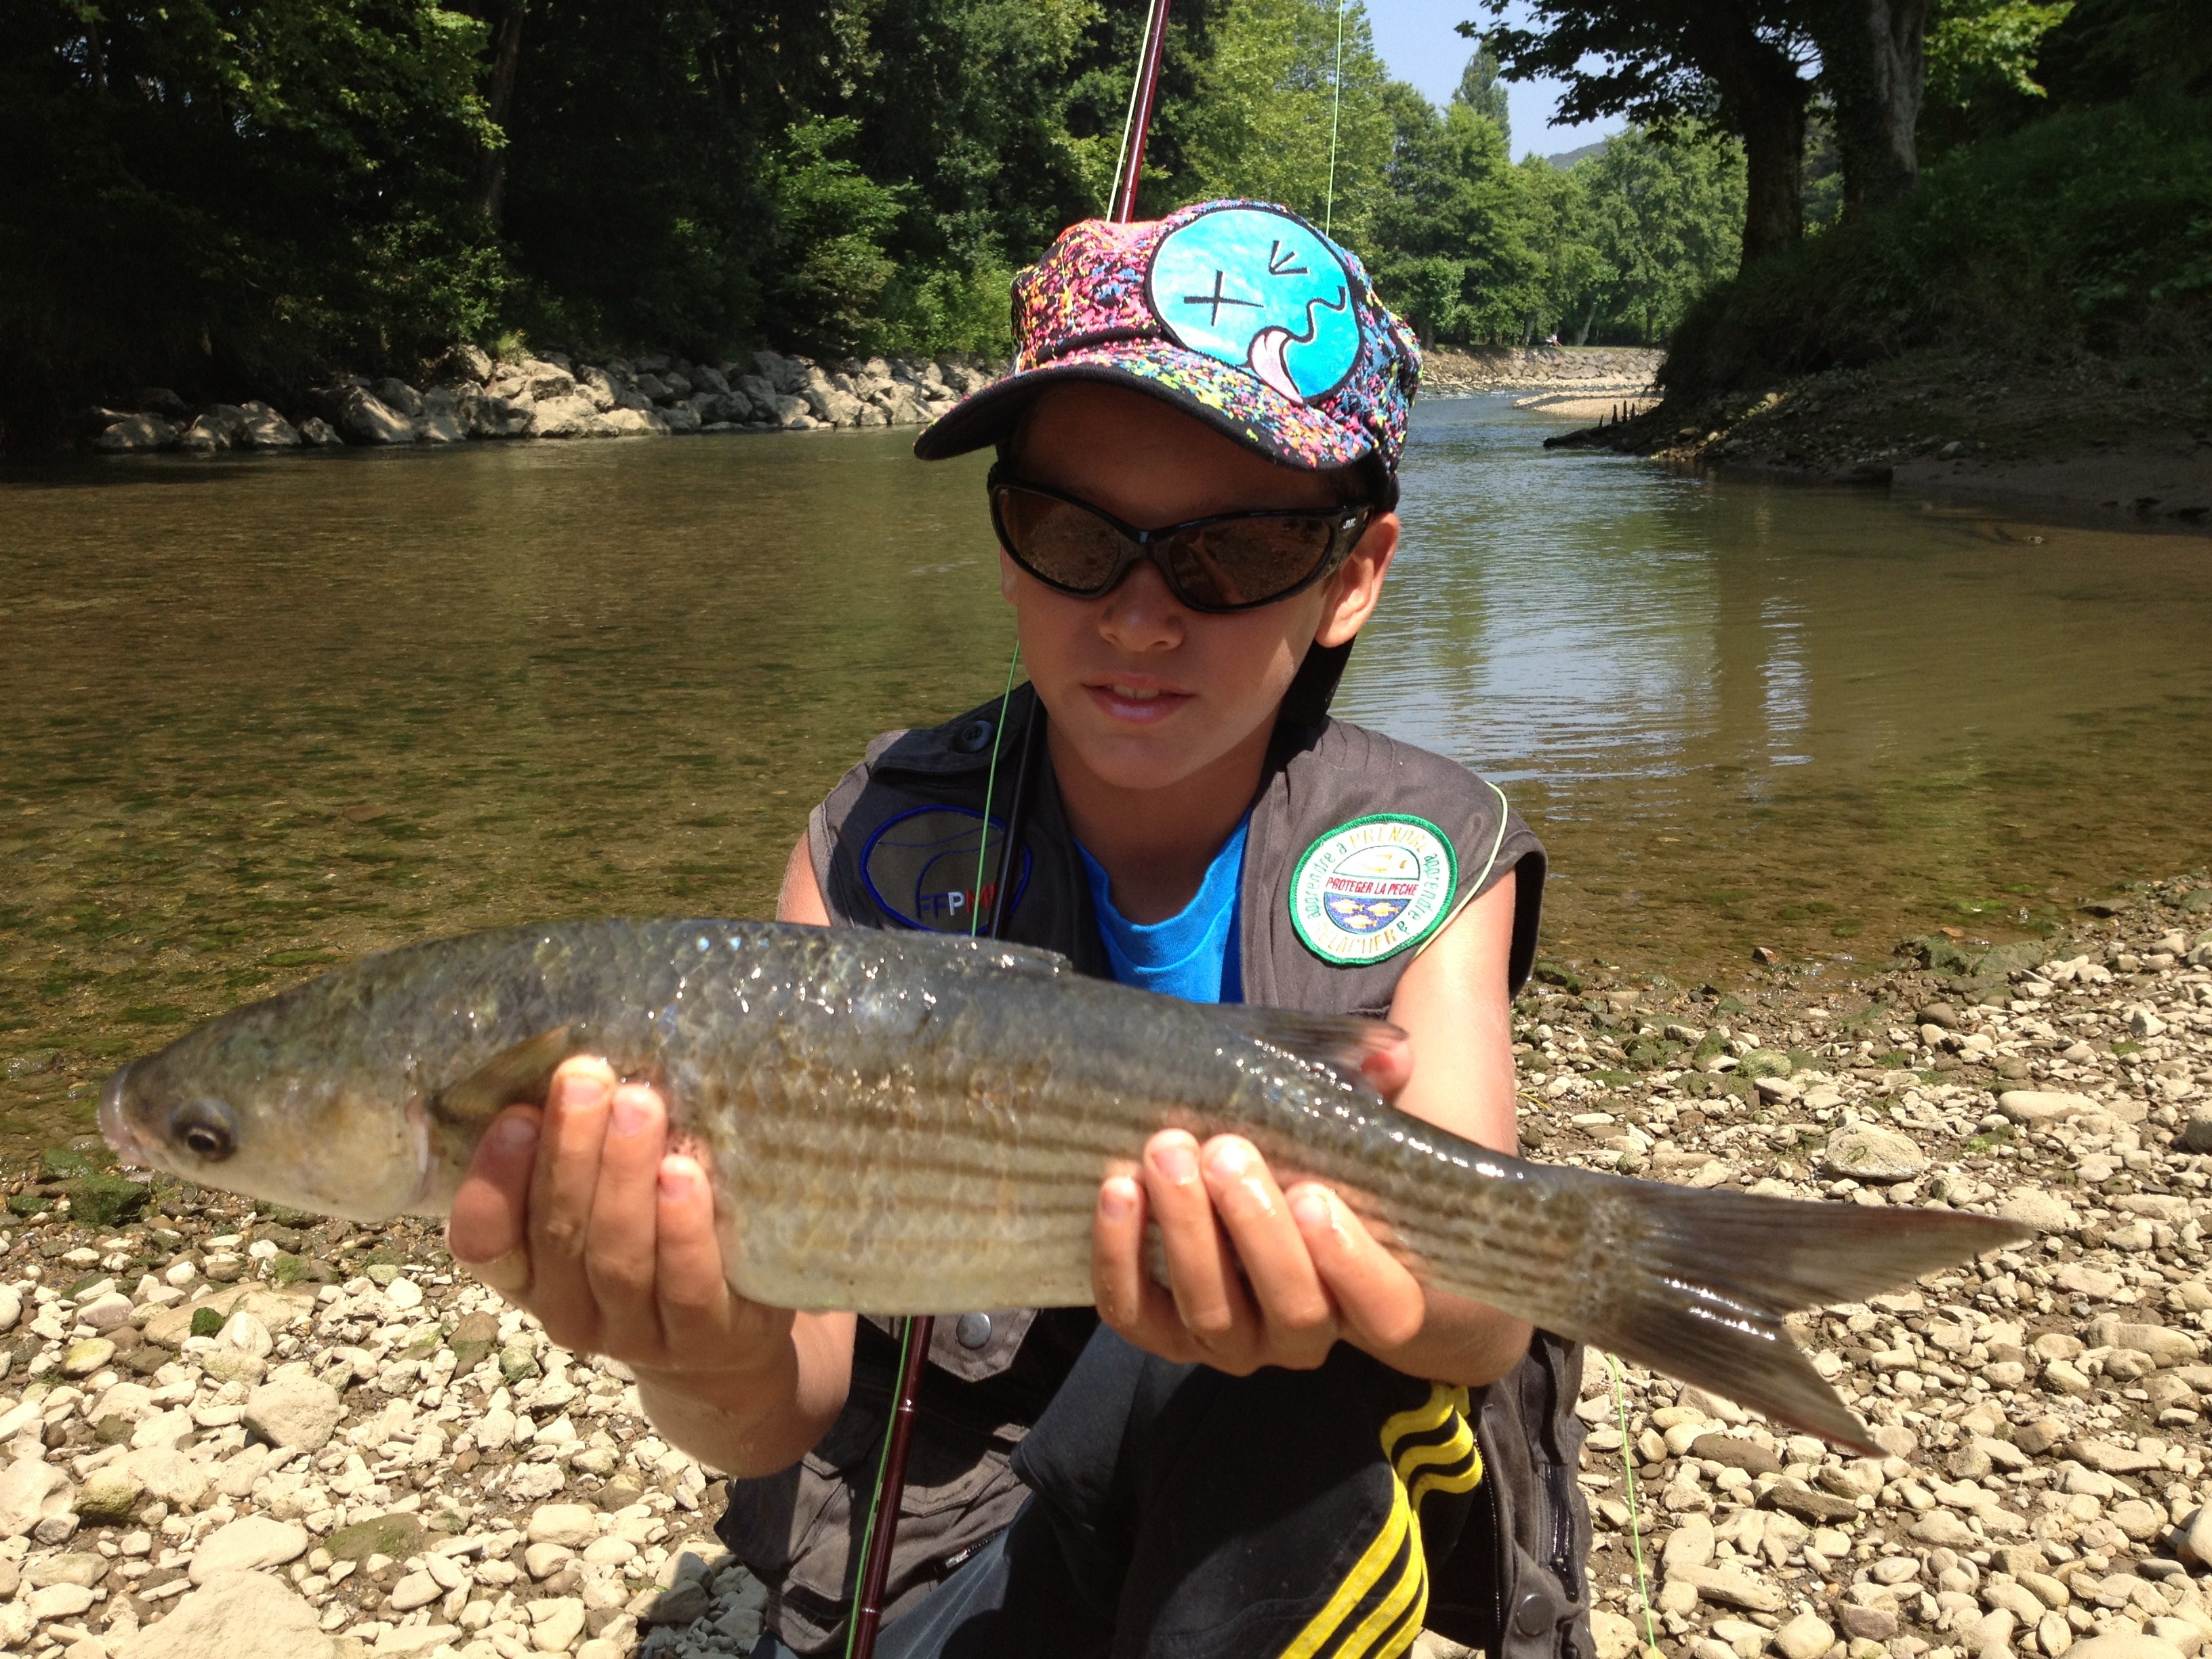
[1,876,2208,1659]
[1546,346,2212,527]
[83,348,996,455]
[1424,344,1661,401]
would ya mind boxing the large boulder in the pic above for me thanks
[459,388,533,440]
[369,377,424,417]
[801,384,865,426]
[692,363,732,395]
[415,388,468,444]
[236,401,300,448]
[325,384,416,445]
[298,416,342,447]
[95,413,178,451]
[600,407,667,436]
[576,366,621,412]
[115,1571,336,1659]
[659,401,703,435]
[528,394,608,438]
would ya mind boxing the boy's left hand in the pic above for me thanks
[1090,1036,1430,1374]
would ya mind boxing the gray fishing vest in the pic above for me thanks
[717,683,1591,1659]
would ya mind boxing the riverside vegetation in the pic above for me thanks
[5,0,1748,451]
[1,877,2209,1659]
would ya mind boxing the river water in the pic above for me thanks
[4,396,2209,1148]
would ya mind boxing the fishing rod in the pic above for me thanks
[842,7,1170,1650]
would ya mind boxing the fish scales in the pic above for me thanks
[101,916,2030,1448]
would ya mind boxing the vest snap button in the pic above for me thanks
[952,718,994,754]
[1512,1589,1557,1637]
[954,1312,994,1349]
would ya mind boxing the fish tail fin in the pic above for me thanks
[1548,1183,2028,1451]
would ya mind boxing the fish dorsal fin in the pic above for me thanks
[430,1023,590,1128]
[1208,1005,1402,1097]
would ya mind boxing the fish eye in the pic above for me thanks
[171,1102,237,1163]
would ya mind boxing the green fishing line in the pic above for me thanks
[1610,1352,1660,1659]
[970,641,1023,937]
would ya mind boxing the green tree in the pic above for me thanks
[1181,0,1395,238]
[1453,35,1513,150]
[1473,1,1816,268]
[1579,128,1747,342]
[1369,91,1542,342]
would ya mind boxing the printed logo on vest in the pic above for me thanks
[861,806,1032,933]
[1289,814,1458,966]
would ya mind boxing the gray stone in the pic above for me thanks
[528,393,609,438]
[460,389,533,439]
[234,401,300,448]
[0,1286,18,1331]
[75,1465,143,1524]
[329,385,417,445]
[0,1458,75,1539]
[1997,1189,2076,1232]
[660,401,702,435]
[801,385,865,426]
[25,1551,108,1587]
[1773,1612,1835,1659]
[114,1571,335,1659]
[576,367,621,411]
[369,377,424,417]
[1763,1481,1859,1524]
[178,413,232,453]
[95,414,178,451]
[2057,1638,2186,1659]
[1908,1509,1978,1548]
[1670,1564,1785,1614]
[1690,1433,1783,1476]
[243,1374,343,1452]
[189,1515,308,1582]
[1822,1123,1927,1183]
[1999,1090,2099,1126]
[298,416,342,447]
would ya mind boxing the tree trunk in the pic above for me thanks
[1680,3,1813,268]
[1735,77,1807,267]
[1574,297,1597,346]
[476,0,529,228]
[1811,0,1927,217]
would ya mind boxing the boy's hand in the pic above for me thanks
[1090,1032,1428,1373]
[446,1056,791,1385]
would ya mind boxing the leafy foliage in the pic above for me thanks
[1,0,1755,441]
[1661,95,2212,398]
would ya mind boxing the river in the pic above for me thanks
[4,395,2209,1149]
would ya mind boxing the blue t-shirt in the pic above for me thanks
[1076,819,1247,1004]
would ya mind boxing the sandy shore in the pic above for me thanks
[1,875,2208,1659]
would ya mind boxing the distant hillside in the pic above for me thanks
[1546,139,1607,169]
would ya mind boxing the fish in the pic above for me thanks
[100,917,2028,1448]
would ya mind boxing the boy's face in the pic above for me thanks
[1000,384,1396,796]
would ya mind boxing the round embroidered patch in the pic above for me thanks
[1289,815,1458,965]
[860,806,1031,933]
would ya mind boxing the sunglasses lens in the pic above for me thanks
[1162,518,1338,609]
[996,487,1128,594]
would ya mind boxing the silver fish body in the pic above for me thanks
[102,918,2027,1446]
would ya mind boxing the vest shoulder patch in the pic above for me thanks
[1289,813,1458,966]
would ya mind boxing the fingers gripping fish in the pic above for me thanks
[100,919,2028,1451]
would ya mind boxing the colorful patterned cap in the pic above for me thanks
[914,199,1422,474]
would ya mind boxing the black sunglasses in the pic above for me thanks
[987,466,1372,614]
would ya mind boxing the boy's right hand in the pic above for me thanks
[445,1055,790,1382]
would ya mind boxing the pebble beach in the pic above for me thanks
[1,875,2208,1659]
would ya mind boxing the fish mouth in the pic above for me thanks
[98,1062,161,1171]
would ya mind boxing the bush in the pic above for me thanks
[1662,95,2212,398]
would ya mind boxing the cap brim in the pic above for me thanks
[913,340,1374,470]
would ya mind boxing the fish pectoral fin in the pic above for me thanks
[1208,1006,1404,1097]
[430,1023,592,1128]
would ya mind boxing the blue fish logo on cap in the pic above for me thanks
[1144,204,1361,406]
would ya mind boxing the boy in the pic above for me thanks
[449,199,1590,1659]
